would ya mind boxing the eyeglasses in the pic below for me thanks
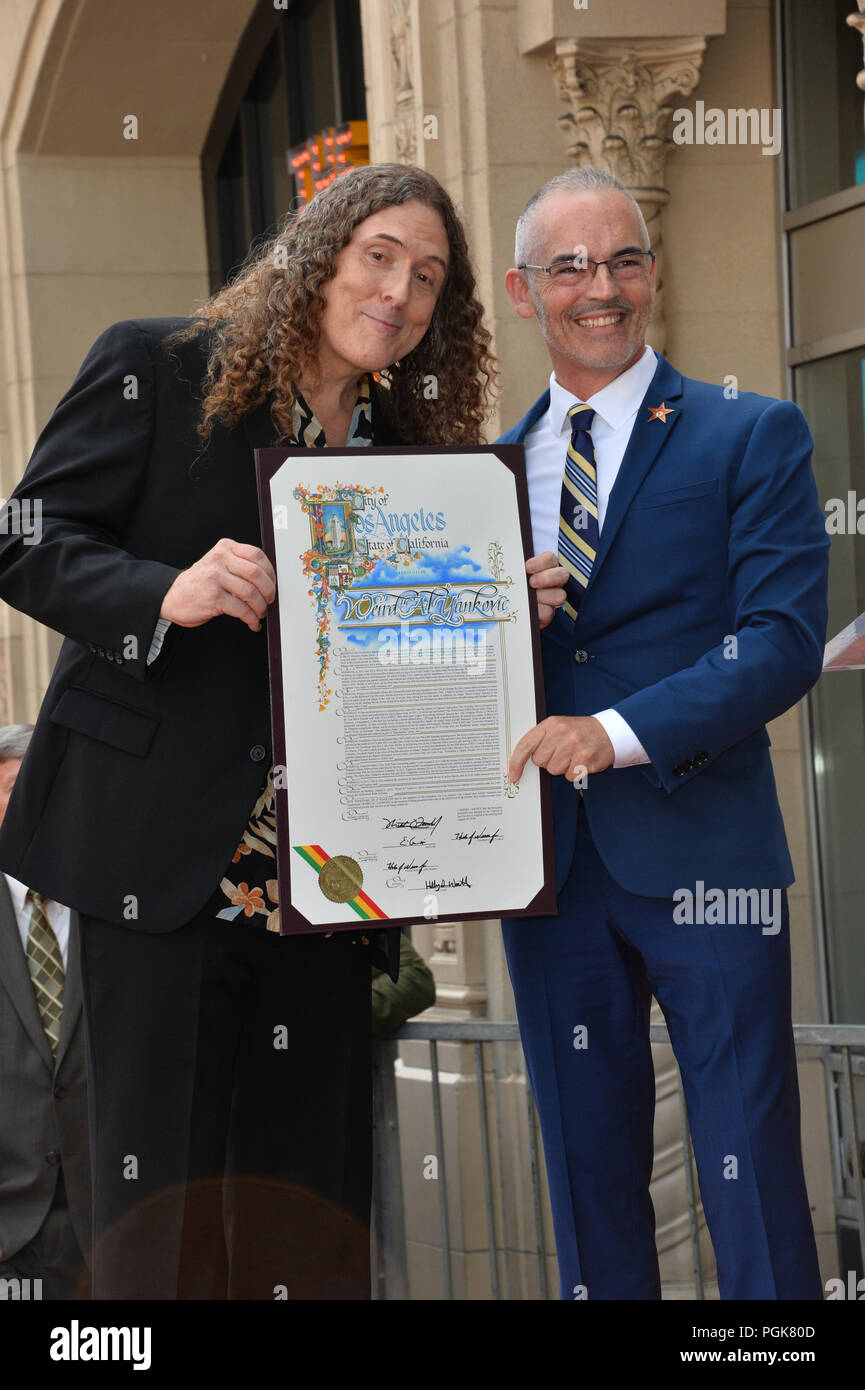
[517,250,655,285]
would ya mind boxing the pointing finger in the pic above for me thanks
[507,725,544,784]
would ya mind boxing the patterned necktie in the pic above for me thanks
[25,889,64,1057]
[558,404,600,621]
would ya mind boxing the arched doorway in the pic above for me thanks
[0,0,367,720]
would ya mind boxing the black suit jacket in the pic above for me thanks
[0,318,401,976]
[0,878,91,1266]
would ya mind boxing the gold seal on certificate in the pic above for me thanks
[319,855,364,903]
[256,445,555,936]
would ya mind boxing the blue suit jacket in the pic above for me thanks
[499,353,829,896]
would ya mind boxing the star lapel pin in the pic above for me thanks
[648,402,675,423]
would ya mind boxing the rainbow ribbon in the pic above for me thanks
[294,844,388,920]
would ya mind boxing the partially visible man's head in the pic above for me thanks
[508,167,655,387]
[0,724,32,825]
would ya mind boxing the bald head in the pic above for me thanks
[514,167,649,267]
[518,187,651,281]
[505,170,656,399]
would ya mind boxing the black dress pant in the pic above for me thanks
[78,907,373,1300]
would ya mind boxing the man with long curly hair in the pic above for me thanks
[0,163,495,1300]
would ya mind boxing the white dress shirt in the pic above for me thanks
[5,872,71,970]
[524,346,658,768]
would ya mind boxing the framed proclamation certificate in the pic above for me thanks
[256,444,556,934]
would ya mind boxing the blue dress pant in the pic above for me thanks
[502,802,822,1301]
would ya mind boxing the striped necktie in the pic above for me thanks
[25,889,64,1057]
[558,404,600,622]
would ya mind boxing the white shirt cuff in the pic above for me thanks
[592,708,651,767]
[147,617,171,665]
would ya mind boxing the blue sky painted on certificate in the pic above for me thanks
[338,545,499,649]
[350,545,490,587]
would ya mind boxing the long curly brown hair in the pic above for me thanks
[174,163,497,445]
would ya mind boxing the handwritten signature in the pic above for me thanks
[386,859,431,876]
[452,827,502,849]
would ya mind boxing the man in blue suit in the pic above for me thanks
[500,167,829,1300]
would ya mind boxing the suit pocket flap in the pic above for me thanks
[50,686,159,757]
[636,478,719,508]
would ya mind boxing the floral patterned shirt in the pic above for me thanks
[213,379,374,931]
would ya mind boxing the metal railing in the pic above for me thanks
[371,1020,865,1300]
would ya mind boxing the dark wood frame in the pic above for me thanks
[256,444,558,935]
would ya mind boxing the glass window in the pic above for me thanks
[783,0,865,209]
[214,118,250,285]
[209,0,366,285]
[306,0,339,131]
[795,348,865,1024]
[268,42,293,220]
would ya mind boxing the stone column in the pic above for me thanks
[550,36,706,352]
[360,0,442,176]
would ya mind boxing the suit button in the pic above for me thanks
[250,745,266,762]
[46,1151,60,1165]
[573,649,589,664]
[673,761,692,777]
[694,750,709,765]
[53,1084,66,1099]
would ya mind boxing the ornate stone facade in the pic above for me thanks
[389,0,418,164]
[550,36,706,350]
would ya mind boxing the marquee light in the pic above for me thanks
[288,120,370,205]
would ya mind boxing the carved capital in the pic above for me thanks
[551,35,706,184]
[550,36,707,353]
[848,4,865,93]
